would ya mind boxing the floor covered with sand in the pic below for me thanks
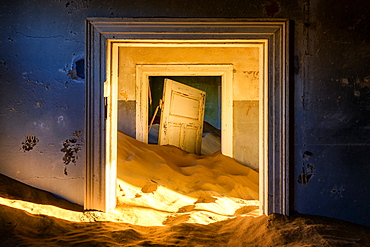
[114,131,259,226]
[1,132,370,246]
[1,175,369,246]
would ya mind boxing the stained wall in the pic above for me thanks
[117,46,260,168]
[0,0,369,226]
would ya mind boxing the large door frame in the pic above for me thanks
[85,18,289,215]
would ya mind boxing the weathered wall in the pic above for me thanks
[118,46,260,101]
[0,0,369,226]
[292,1,370,227]
[117,46,260,168]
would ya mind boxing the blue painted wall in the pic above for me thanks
[0,0,369,226]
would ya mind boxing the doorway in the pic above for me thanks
[115,54,261,225]
[85,18,289,217]
[147,76,220,150]
[112,42,264,225]
[134,63,235,157]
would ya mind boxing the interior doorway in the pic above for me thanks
[134,63,235,157]
[85,18,289,218]
[111,43,264,225]
[147,76,219,151]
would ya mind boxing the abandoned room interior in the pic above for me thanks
[112,43,263,225]
[0,0,370,245]
[83,21,288,222]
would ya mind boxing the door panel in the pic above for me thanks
[159,78,206,154]
[167,123,182,147]
[170,93,200,119]
[183,125,198,153]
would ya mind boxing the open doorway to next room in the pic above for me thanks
[113,44,262,226]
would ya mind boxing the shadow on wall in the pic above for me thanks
[0,173,83,211]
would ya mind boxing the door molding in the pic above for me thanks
[136,64,234,157]
[85,18,289,215]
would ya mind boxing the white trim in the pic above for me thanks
[135,64,234,157]
[259,41,269,214]
[85,18,289,215]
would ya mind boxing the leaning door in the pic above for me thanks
[159,78,206,154]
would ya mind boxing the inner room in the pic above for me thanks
[147,76,221,155]
[112,43,263,226]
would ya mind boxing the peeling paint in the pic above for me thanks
[341,78,349,85]
[33,121,49,130]
[339,76,370,100]
[57,116,65,126]
[330,185,345,199]
[21,135,39,152]
[354,90,361,97]
[297,151,315,187]
[61,130,83,175]
[120,91,129,101]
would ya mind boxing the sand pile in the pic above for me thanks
[1,174,370,246]
[1,132,369,246]
[115,131,259,226]
[0,176,370,247]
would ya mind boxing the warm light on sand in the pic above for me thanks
[115,131,259,226]
[0,131,259,227]
[1,172,369,246]
[0,197,97,222]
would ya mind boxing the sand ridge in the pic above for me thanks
[1,174,370,246]
[1,132,369,245]
[1,201,370,246]
[115,131,259,226]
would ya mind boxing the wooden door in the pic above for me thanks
[159,78,206,154]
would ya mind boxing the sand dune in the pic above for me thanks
[1,174,370,246]
[0,200,369,245]
[1,132,369,246]
[115,131,259,226]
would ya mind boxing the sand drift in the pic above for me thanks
[116,131,259,226]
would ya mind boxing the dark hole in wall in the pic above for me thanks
[68,58,85,80]
[75,59,84,79]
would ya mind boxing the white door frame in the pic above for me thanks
[135,64,234,157]
[85,18,289,215]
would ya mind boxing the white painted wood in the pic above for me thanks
[159,79,206,154]
[259,42,269,215]
[85,18,289,216]
[135,64,234,157]
[85,20,107,211]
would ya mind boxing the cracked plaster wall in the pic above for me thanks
[0,0,369,226]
